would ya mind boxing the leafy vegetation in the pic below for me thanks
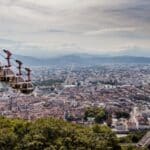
[84,107,108,123]
[0,116,120,150]
[0,116,147,150]
[119,131,149,150]
[119,131,147,144]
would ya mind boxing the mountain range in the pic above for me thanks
[14,53,150,66]
[115,47,150,57]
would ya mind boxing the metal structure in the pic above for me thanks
[0,49,34,94]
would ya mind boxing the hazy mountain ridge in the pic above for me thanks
[115,47,150,57]
[14,54,150,66]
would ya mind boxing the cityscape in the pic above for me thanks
[0,64,149,137]
[0,0,150,149]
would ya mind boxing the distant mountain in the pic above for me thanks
[14,54,150,66]
[14,55,42,66]
[116,47,150,57]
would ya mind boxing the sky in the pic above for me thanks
[0,0,150,57]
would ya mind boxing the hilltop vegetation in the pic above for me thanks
[0,117,147,150]
[0,116,118,150]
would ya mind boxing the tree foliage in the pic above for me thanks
[0,116,120,150]
[84,107,107,123]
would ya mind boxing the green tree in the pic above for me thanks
[0,116,120,150]
[84,107,107,123]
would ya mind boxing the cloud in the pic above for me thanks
[84,27,137,35]
[0,0,149,57]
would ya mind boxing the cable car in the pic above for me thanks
[10,60,34,94]
[0,67,15,82]
[0,50,15,82]
[20,82,34,94]
[19,68,34,94]
[10,60,24,90]
[11,76,25,89]
[0,49,35,94]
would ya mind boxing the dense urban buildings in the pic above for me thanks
[0,64,149,133]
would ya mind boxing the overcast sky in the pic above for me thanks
[0,0,150,57]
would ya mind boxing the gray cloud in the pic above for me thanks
[0,0,149,57]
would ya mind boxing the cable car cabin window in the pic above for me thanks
[22,84,28,88]
[3,69,14,76]
[19,77,24,82]
[4,70,6,76]
[28,83,33,88]
[12,77,24,83]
